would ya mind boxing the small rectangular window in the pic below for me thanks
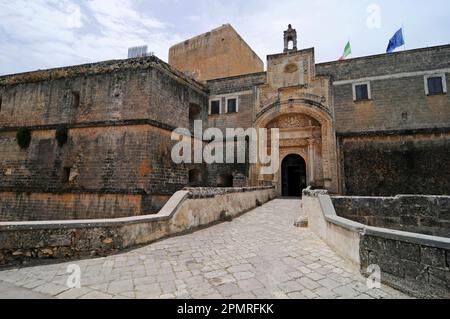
[227,98,237,113]
[355,84,369,101]
[427,77,444,95]
[210,100,221,115]
[425,74,447,96]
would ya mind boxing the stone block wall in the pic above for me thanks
[0,192,144,221]
[207,72,266,132]
[207,72,266,95]
[0,57,206,130]
[169,24,264,82]
[332,195,450,238]
[0,125,190,193]
[339,133,450,196]
[317,45,450,196]
[317,45,450,134]
[360,234,450,298]
[0,57,209,221]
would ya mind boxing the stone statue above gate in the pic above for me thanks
[284,24,298,52]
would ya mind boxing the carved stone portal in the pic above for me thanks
[267,114,321,129]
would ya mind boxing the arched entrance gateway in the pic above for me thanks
[251,100,340,195]
[282,154,307,197]
[249,34,340,195]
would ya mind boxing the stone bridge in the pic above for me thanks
[0,199,408,299]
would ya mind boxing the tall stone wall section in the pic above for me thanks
[317,45,450,196]
[0,57,208,220]
[169,24,264,82]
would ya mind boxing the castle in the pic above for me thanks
[0,24,449,222]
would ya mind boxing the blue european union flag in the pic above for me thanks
[386,28,405,53]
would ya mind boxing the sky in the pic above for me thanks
[0,0,449,76]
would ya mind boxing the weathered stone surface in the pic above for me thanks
[333,195,450,237]
[360,234,450,298]
[169,24,264,83]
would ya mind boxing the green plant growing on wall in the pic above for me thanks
[16,127,31,149]
[55,126,69,147]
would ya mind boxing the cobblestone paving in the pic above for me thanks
[0,199,410,299]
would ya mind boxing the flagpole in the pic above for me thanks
[349,37,352,58]
[402,23,406,51]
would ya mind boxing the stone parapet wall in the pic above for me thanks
[0,186,276,266]
[303,188,450,298]
[360,230,450,299]
[332,195,450,238]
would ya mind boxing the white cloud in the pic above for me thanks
[0,0,179,75]
[0,0,449,75]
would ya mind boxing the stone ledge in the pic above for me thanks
[364,226,450,250]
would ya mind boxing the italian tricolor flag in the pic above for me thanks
[339,42,352,60]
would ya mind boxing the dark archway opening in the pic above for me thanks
[282,154,307,197]
[217,174,233,188]
[188,169,202,186]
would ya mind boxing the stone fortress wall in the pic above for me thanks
[316,45,450,196]
[0,57,210,220]
[0,27,448,219]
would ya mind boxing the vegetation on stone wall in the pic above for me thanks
[55,126,69,147]
[16,127,31,149]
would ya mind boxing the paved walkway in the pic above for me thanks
[0,199,409,299]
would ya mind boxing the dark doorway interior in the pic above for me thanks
[282,154,307,197]
[217,174,233,187]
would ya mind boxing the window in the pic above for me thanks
[352,82,371,101]
[425,74,447,95]
[210,99,221,115]
[226,98,238,113]
[71,91,80,108]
